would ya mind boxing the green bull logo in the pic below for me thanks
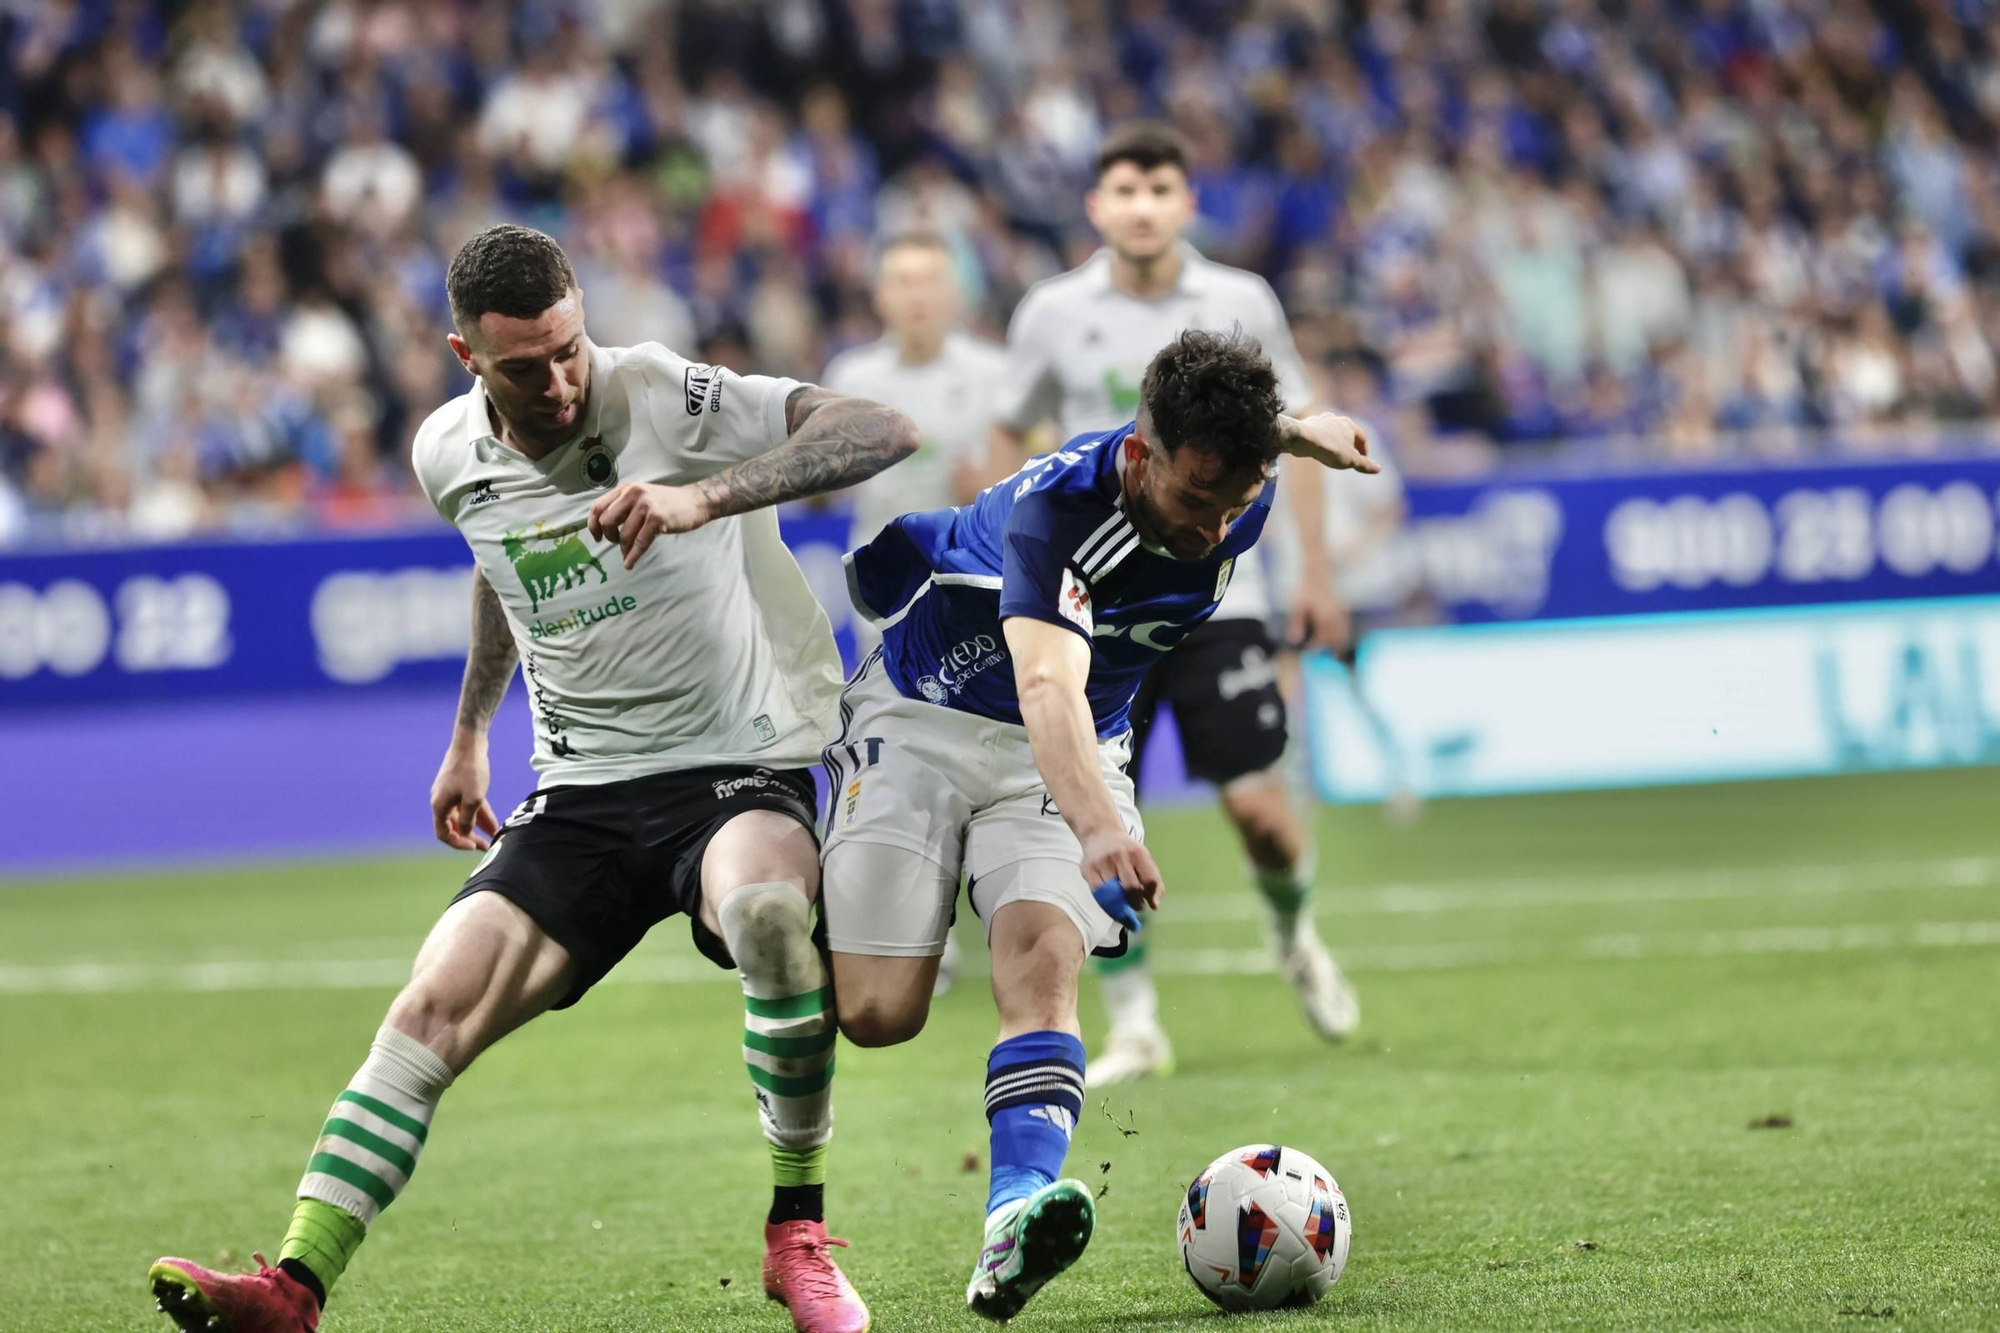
[1103,368,1142,418]
[501,522,610,613]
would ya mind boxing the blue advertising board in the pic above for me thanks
[0,512,860,707]
[1338,452,2000,621]
[3,453,2000,707]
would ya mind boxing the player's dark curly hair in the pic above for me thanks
[1138,328,1284,476]
[446,224,576,331]
[1095,121,1189,182]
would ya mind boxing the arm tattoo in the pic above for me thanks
[690,386,919,520]
[455,571,518,735]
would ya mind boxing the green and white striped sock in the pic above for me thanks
[721,882,835,1221]
[744,983,836,1151]
[1257,853,1316,946]
[282,1026,453,1294]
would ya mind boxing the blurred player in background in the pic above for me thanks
[984,123,1357,1084]
[826,331,1376,1320]
[823,231,1008,558]
[822,231,1008,995]
[1267,353,1421,822]
[147,226,915,1333]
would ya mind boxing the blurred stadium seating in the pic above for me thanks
[4,1,2000,874]
[7,0,2000,545]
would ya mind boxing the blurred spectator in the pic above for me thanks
[7,0,2000,548]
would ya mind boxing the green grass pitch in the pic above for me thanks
[3,769,1997,1331]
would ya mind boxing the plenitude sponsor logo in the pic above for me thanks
[527,594,639,641]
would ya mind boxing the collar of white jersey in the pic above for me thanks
[1086,241,1207,297]
[459,340,613,454]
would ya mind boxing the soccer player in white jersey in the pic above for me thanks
[822,331,1376,1320]
[984,123,1357,1084]
[148,226,916,1333]
[823,230,1009,552]
[822,230,1009,996]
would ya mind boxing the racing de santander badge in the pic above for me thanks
[582,440,615,488]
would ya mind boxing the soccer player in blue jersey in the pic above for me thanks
[819,330,1376,1320]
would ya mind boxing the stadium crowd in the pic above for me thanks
[4,0,2000,545]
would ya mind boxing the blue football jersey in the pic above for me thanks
[844,423,1274,737]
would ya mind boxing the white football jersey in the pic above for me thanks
[412,341,844,786]
[821,330,1008,543]
[990,244,1315,622]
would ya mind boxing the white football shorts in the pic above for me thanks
[820,652,1143,957]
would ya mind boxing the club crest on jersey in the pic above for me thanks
[684,364,726,415]
[1059,568,1095,634]
[582,441,615,488]
[1214,557,1235,602]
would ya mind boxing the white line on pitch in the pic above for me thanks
[3,920,1997,996]
[1160,854,2000,922]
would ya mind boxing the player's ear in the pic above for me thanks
[447,332,475,374]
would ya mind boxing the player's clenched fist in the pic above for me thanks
[588,481,711,568]
[1079,826,1165,913]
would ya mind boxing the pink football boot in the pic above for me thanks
[148,1252,320,1333]
[761,1220,870,1333]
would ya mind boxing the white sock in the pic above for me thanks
[297,1026,454,1224]
[719,881,835,1154]
[1098,965,1160,1033]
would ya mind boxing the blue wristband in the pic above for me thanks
[1091,877,1143,934]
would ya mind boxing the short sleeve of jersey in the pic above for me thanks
[1247,276,1315,415]
[691,368,801,465]
[999,488,1099,641]
[990,286,1062,434]
[630,342,800,468]
[408,401,464,524]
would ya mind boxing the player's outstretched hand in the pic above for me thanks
[1079,827,1164,914]
[431,741,499,851]
[588,482,710,569]
[1280,412,1380,474]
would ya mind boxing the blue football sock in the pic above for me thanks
[984,1031,1086,1217]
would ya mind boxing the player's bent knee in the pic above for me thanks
[830,951,936,1047]
[717,880,819,992]
[389,892,574,1066]
[835,994,930,1048]
[383,973,484,1057]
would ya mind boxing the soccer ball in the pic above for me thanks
[1177,1143,1350,1311]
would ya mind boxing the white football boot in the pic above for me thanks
[1273,918,1359,1041]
